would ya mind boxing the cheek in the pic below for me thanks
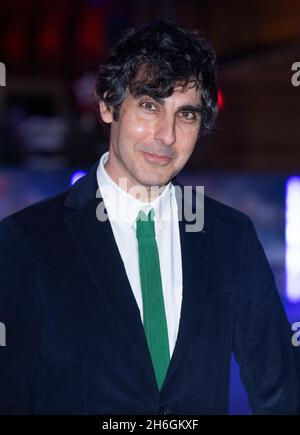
[121,116,152,143]
[134,124,146,135]
[177,131,198,155]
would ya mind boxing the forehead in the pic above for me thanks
[162,84,201,104]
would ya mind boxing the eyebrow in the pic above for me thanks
[178,104,202,113]
[138,95,202,113]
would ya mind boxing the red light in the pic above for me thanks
[217,88,224,111]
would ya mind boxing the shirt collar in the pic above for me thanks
[96,151,173,231]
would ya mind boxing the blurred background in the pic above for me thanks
[0,0,300,414]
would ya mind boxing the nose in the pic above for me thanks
[154,117,176,146]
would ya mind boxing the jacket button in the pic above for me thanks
[159,406,171,415]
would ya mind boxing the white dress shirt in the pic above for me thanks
[96,151,183,357]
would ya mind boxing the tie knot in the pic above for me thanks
[136,208,155,239]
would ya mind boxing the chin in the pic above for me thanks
[134,166,174,187]
[140,176,171,188]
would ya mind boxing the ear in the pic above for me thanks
[99,100,113,124]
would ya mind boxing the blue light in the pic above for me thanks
[70,171,87,186]
[285,176,300,302]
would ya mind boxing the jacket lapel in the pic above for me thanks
[63,162,211,394]
[64,162,158,394]
[160,179,211,391]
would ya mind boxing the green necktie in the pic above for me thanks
[136,208,170,390]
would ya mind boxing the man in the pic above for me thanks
[0,21,299,415]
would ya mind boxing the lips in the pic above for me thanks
[142,151,172,164]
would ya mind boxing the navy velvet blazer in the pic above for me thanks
[0,161,299,414]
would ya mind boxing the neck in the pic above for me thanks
[104,159,166,203]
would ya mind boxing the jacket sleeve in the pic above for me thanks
[0,217,42,414]
[233,218,299,414]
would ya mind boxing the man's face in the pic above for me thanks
[99,83,201,191]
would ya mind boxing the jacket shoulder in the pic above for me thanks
[174,178,252,228]
[203,193,252,226]
[0,188,70,233]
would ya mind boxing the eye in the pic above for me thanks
[141,101,156,112]
[180,111,196,121]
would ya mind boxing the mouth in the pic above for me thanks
[142,151,172,165]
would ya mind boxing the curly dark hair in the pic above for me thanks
[95,20,218,137]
